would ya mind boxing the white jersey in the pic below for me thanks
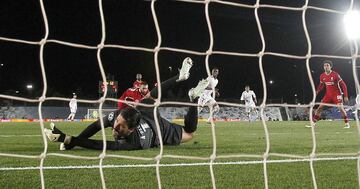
[241,89,256,104]
[69,98,77,113]
[203,76,218,96]
[241,90,257,113]
[198,76,218,107]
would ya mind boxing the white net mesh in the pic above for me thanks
[0,0,359,188]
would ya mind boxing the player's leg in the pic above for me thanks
[149,57,193,99]
[181,82,208,143]
[245,105,251,122]
[70,112,75,121]
[181,105,198,143]
[196,94,213,123]
[337,103,350,128]
[251,103,259,121]
[197,96,204,113]
[206,99,219,123]
[305,104,325,128]
[313,105,324,122]
[312,96,332,125]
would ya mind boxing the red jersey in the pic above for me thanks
[117,87,145,110]
[317,71,348,97]
[133,80,144,89]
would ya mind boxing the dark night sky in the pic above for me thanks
[0,0,359,105]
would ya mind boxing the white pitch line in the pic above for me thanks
[0,156,358,171]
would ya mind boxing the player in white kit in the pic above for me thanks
[240,85,258,121]
[67,93,78,121]
[197,68,220,123]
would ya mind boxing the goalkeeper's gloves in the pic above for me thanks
[44,122,66,142]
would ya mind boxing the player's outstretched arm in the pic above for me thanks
[44,123,141,150]
[67,137,141,150]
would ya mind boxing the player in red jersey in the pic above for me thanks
[307,60,350,128]
[117,82,149,110]
[133,73,144,89]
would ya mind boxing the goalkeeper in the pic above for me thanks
[44,57,209,150]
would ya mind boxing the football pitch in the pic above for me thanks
[0,121,359,188]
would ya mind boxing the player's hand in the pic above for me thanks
[344,97,349,103]
[112,129,119,138]
[215,91,220,97]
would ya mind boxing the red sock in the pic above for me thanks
[313,115,320,122]
[343,115,349,123]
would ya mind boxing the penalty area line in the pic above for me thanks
[0,156,358,171]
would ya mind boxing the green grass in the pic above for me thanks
[0,121,359,188]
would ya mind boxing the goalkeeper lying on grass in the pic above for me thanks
[44,57,209,151]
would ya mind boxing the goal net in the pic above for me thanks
[0,0,359,188]
[86,108,117,119]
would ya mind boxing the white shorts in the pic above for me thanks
[70,108,77,114]
[245,102,256,113]
[198,94,216,107]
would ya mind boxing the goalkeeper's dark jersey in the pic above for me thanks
[105,109,156,150]
[105,100,182,151]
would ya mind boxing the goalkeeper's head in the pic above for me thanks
[113,107,141,136]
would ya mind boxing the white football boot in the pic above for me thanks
[177,57,193,82]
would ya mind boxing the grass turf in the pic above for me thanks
[0,121,359,188]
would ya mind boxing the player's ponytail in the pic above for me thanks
[120,107,141,129]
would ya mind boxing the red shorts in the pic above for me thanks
[321,94,343,104]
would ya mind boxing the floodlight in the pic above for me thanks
[344,10,360,40]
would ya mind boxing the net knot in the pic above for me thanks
[38,96,46,102]
[99,97,106,103]
[99,153,106,159]
[97,44,104,49]
[39,39,46,45]
[309,153,316,159]
[154,47,160,53]
[204,0,211,4]
[39,152,46,159]
[262,153,269,159]
[301,5,308,10]
[257,51,264,57]
[155,154,162,161]
[210,154,216,161]
[259,104,266,109]
[206,50,212,55]
[305,53,311,59]
[154,99,161,107]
